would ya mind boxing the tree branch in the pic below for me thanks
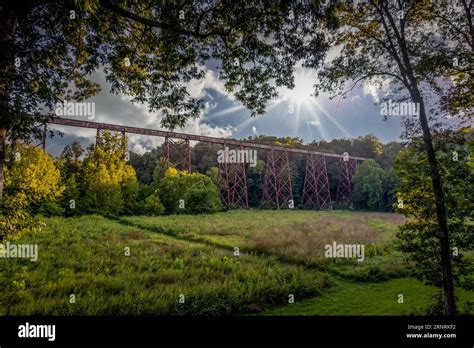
[99,0,226,39]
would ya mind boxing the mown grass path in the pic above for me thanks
[262,278,474,315]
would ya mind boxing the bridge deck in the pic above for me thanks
[49,117,369,160]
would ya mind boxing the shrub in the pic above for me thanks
[144,191,165,216]
[157,167,222,214]
[184,186,221,214]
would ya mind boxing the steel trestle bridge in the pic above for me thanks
[49,117,368,209]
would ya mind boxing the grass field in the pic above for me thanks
[1,210,472,315]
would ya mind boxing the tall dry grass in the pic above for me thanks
[249,213,405,260]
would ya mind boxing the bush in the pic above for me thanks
[352,159,398,211]
[157,167,222,214]
[394,130,474,290]
[0,193,46,241]
[144,191,165,216]
[81,131,139,217]
[184,186,221,214]
[37,200,65,217]
[426,292,446,315]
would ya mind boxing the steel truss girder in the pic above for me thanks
[162,136,191,173]
[262,149,293,209]
[50,118,369,160]
[301,154,332,210]
[336,158,357,202]
[217,144,248,209]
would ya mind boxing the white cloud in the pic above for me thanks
[307,120,320,127]
[362,82,380,103]
[186,65,234,100]
[362,77,394,104]
[252,126,258,135]
[178,102,234,139]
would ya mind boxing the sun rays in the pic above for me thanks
[205,67,352,140]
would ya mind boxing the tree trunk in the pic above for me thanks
[0,128,6,207]
[412,89,457,315]
[0,4,18,208]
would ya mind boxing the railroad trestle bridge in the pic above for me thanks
[48,118,368,210]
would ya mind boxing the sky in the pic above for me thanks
[46,64,405,157]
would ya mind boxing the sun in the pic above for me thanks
[282,69,317,107]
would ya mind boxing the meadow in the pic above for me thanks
[1,210,472,315]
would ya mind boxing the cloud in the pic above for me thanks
[307,120,320,127]
[186,65,234,100]
[47,68,236,156]
[362,77,394,104]
[252,126,258,135]
[362,82,381,103]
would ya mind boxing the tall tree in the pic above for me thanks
[81,130,138,216]
[299,0,472,314]
[394,128,473,299]
[427,0,473,117]
[1,145,64,239]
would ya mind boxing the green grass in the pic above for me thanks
[121,210,404,258]
[0,215,329,315]
[121,210,408,280]
[262,278,474,315]
[1,211,472,316]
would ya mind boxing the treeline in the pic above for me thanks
[1,132,402,236]
[130,134,403,211]
[11,129,472,225]
[3,132,404,227]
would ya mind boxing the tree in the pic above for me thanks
[0,1,101,205]
[394,128,473,294]
[298,0,472,315]
[4,145,64,211]
[81,131,138,216]
[143,190,165,216]
[352,159,397,211]
[192,142,222,174]
[246,159,266,207]
[1,145,63,239]
[0,0,326,206]
[129,148,162,185]
[59,141,84,175]
[375,141,403,169]
[425,1,473,118]
[55,141,85,216]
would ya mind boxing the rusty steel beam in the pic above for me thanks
[162,137,191,173]
[49,118,369,161]
[217,144,248,209]
[262,149,293,209]
[301,155,332,210]
[336,158,357,202]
